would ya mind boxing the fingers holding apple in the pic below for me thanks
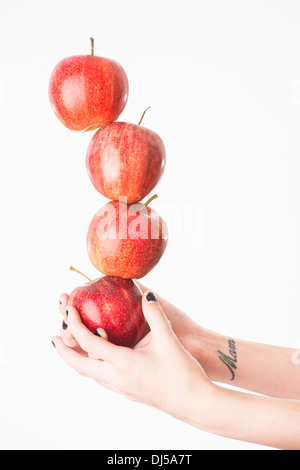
[58,292,82,350]
[59,293,69,318]
[67,275,149,348]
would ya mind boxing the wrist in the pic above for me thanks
[196,327,233,383]
[186,380,244,438]
[182,378,223,432]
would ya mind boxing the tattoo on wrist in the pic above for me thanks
[217,339,237,381]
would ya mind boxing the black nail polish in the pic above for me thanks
[62,320,68,330]
[51,340,56,348]
[94,330,101,337]
[65,308,69,317]
[146,292,156,302]
[59,298,62,305]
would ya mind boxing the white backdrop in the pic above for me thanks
[0,0,300,450]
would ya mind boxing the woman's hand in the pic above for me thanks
[53,290,213,421]
[136,283,212,369]
[57,285,210,370]
[53,288,300,449]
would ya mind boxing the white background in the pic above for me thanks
[0,0,299,450]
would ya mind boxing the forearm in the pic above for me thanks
[188,382,300,450]
[198,327,300,399]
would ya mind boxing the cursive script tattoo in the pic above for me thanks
[217,339,237,381]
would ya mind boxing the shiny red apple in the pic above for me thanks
[48,38,129,131]
[86,120,166,203]
[87,197,168,279]
[68,275,149,347]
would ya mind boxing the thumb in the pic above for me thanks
[142,290,173,341]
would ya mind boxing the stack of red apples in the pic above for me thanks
[49,38,168,348]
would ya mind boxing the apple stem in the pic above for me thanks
[90,37,94,56]
[70,266,93,283]
[138,107,151,126]
[137,194,158,213]
[144,194,158,207]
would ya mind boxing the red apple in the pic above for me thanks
[86,120,166,203]
[86,197,168,279]
[48,38,129,131]
[68,275,149,347]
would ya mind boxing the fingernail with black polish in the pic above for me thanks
[94,330,101,337]
[62,320,68,330]
[51,340,56,348]
[65,308,69,318]
[146,292,157,302]
[59,298,62,305]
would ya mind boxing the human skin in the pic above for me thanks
[135,283,300,400]
[52,288,300,449]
